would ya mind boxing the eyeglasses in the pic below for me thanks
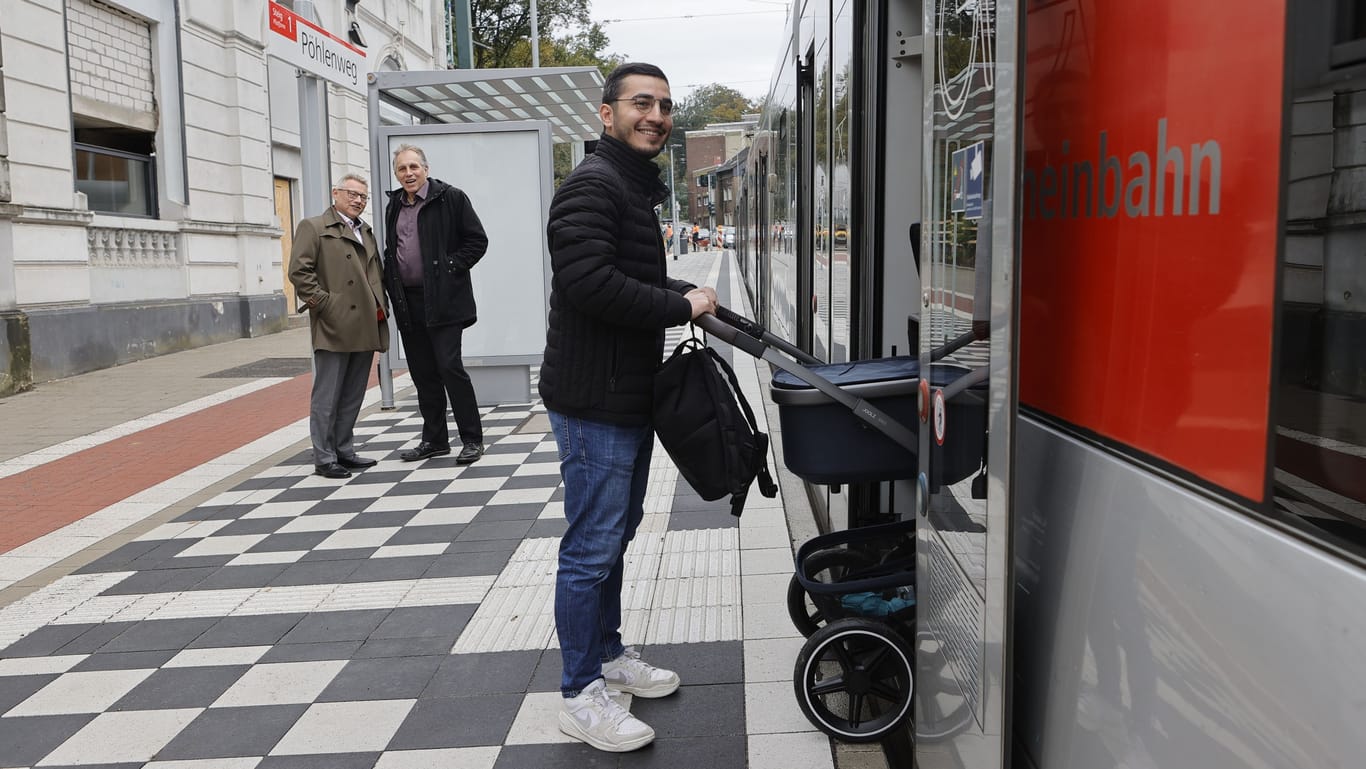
[614,95,674,116]
[334,188,369,202]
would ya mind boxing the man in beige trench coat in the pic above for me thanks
[289,173,390,479]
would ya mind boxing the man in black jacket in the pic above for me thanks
[383,144,489,465]
[541,63,718,753]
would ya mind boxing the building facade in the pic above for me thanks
[683,119,754,227]
[0,0,447,394]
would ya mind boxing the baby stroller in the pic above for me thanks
[695,306,987,743]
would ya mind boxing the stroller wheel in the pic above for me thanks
[912,627,975,744]
[788,547,878,637]
[794,617,915,743]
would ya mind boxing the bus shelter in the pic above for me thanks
[365,67,605,407]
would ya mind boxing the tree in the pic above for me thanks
[456,0,620,77]
[453,1,624,185]
[671,84,753,133]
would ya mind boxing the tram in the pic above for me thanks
[731,2,1366,768]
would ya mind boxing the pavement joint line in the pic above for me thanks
[0,374,414,598]
[0,377,292,481]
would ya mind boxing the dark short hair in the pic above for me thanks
[602,63,669,104]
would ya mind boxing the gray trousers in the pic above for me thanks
[310,349,373,464]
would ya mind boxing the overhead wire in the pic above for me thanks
[600,10,786,23]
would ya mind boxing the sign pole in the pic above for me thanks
[293,1,330,216]
[268,1,375,396]
[267,0,364,211]
[373,80,395,409]
[292,1,329,387]
[667,145,679,258]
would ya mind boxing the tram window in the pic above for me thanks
[1336,0,1366,43]
[1271,400,1366,548]
[1275,5,1366,553]
[1334,0,1366,65]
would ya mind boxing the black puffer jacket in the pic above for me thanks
[382,178,488,329]
[539,134,696,425]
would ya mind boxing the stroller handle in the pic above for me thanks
[695,306,823,366]
[703,305,983,366]
[715,305,765,340]
[692,309,741,346]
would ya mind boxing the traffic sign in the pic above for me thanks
[267,1,366,94]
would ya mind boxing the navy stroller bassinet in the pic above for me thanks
[694,307,988,487]
[768,357,985,485]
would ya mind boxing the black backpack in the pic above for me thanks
[653,334,778,516]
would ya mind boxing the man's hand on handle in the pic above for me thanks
[685,287,718,320]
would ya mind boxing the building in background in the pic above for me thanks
[0,0,447,394]
[684,117,756,229]
[714,147,746,233]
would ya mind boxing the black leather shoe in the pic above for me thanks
[400,442,451,462]
[455,442,485,465]
[337,455,377,469]
[314,462,352,479]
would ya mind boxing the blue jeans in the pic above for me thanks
[548,410,653,697]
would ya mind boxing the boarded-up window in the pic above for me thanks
[66,0,156,124]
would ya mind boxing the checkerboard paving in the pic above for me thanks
[925,311,991,370]
[0,252,836,769]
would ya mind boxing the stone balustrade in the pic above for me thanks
[87,225,180,268]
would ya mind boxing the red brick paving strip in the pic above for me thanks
[0,374,317,554]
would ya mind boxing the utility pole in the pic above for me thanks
[530,0,540,67]
[666,144,679,258]
[666,145,677,221]
[451,0,474,68]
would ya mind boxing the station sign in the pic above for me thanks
[266,1,366,94]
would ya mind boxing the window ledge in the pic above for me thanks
[89,213,179,232]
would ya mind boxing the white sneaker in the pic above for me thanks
[559,678,655,752]
[602,646,680,698]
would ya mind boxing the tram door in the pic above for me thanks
[915,1,1021,767]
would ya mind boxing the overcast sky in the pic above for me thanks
[584,0,790,103]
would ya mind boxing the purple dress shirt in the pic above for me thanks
[394,181,428,288]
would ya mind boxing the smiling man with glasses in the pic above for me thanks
[288,172,390,479]
[540,63,719,753]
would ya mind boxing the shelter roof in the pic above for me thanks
[370,66,605,144]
